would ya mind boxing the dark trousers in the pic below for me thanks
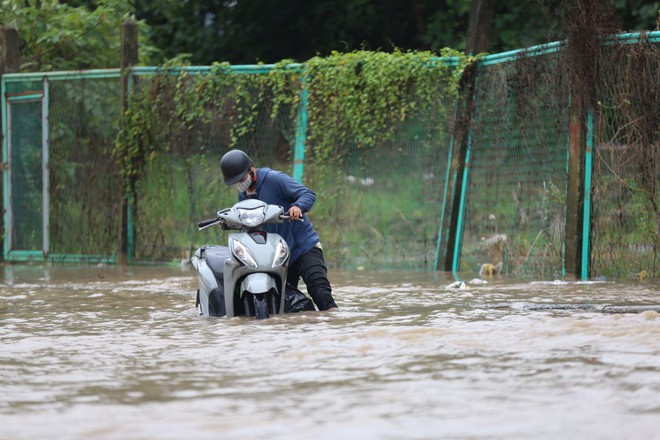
[287,247,337,311]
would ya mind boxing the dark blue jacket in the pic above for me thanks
[238,167,319,265]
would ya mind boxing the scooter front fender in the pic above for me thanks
[241,273,278,295]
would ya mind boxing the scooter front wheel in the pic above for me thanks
[254,294,269,320]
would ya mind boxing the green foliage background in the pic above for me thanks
[1,0,157,71]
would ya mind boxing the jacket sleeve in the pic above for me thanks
[277,172,316,213]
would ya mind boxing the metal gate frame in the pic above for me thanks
[1,79,48,261]
[2,70,120,263]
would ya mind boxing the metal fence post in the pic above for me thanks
[119,19,138,265]
[292,71,308,183]
[581,109,594,280]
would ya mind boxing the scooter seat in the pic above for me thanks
[203,245,232,281]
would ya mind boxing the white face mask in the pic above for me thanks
[233,173,253,193]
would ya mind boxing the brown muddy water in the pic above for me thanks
[1,264,660,440]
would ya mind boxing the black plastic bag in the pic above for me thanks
[284,285,315,313]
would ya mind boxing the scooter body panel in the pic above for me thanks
[191,245,232,316]
[193,200,292,319]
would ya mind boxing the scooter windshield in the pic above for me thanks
[237,207,265,227]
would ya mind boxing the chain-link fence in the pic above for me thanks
[2,32,659,279]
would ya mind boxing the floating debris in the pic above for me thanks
[446,281,467,289]
[469,278,488,285]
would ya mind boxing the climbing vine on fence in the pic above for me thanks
[303,48,470,163]
[114,49,471,191]
[114,59,302,192]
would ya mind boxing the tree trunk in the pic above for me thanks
[466,0,496,54]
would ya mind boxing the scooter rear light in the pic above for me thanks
[231,238,258,268]
[272,239,289,268]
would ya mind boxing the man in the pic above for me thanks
[220,149,338,311]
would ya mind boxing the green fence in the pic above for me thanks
[590,38,660,279]
[2,71,122,263]
[2,31,659,279]
[125,65,302,263]
[455,51,571,278]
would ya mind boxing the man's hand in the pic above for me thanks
[288,206,303,220]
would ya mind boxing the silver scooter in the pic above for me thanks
[191,198,314,319]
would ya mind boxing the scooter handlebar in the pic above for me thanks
[280,215,304,222]
[198,218,224,230]
[198,210,300,230]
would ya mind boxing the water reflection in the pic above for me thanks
[1,264,660,439]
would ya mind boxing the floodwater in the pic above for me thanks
[1,264,660,440]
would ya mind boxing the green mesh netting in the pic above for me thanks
[9,99,43,251]
[459,53,571,278]
[128,70,299,261]
[302,70,456,270]
[48,77,122,258]
[4,80,45,253]
[590,40,660,278]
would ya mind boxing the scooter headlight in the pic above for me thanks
[231,238,258,268]
[272,239,289,268]
[237,207,265,228]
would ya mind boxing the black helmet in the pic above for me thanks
[220,149,252,185]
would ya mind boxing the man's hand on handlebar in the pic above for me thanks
[288,206,302,221]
